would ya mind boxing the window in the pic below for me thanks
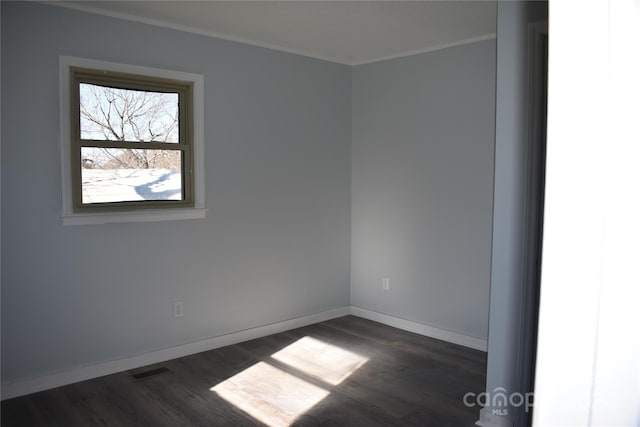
[59,57,205,225]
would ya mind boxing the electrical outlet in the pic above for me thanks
[382,277,390,291]
[173,301,184,318]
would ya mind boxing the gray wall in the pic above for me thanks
[481,1,547,425]
[351,40,496,339]
[1,2,351,384]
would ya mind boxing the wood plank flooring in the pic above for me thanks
[1,316,486,426]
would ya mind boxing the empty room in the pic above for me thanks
[0,1,505,425]
[3,1,638,426]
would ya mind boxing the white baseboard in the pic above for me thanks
[349,306,488,351]
[2,305,487,400]
[475,407,514,427]
[1,306,350,400]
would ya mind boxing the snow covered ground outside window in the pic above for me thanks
[81,168,182,204]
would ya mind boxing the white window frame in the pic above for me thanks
[59,56,206,225]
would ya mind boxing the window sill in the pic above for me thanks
[61,208,207,226]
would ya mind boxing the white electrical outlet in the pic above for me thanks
[173,301,184,318]
[382,277,390,291]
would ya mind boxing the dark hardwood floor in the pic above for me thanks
[1,316,486,426]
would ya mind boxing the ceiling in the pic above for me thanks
[54,1,497,65]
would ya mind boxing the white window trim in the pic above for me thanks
[59,56,206,226]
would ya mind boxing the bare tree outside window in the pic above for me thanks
[80,83,181,171]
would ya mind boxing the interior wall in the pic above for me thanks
[1,2,351,384]
[535,1,639,425]
[350,40,496,340]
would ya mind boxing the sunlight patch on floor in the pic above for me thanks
[210,336,369,426]
[271,336,369,386]
[211,361,330,427]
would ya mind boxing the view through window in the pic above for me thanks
[71,68,193,210]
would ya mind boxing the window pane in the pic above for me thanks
[79,83,179,143]
[81,147,183,204]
